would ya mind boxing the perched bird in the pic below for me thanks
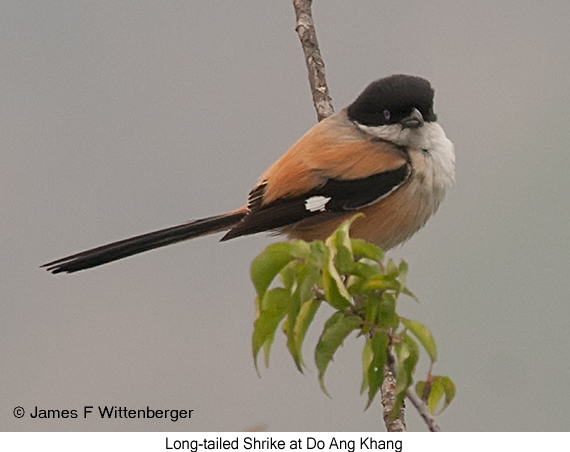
[43,74,455,274]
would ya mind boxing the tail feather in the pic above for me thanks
[42,210,246,274]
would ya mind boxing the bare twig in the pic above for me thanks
[292,0,334,121]
[381,356,407,432]
[405,386,442,432]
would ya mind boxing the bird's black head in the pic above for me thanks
[347,74,437,128]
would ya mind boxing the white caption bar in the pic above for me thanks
[1,432,566,452]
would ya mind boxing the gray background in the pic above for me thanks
[2,1,570,431]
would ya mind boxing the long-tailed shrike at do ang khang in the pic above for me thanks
[43,74,455,274]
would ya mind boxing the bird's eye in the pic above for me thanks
[383,109,391,120]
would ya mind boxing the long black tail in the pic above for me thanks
[42,210,246,274]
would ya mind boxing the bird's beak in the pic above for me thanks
[400,108,424,129]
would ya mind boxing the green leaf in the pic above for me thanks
[363,274,402,292]
[308,240,327,264]
[346,275,366,296]
[322,247,352,310]
[251,240,312,298]
[325,214,363,274]
[288,239,312,259]
[351,239,384,262]
[365,331,389,409]
[251,243,297,300]
[415,376,456,413]
[396,260,418,301]
[401,317,437,363]
[315,312,361,396]
[385,258,399,276]
[401,286,418,302]
[285,300,302,371]
[333,234,354,275]
[290,298,322,370]
[415,380,427,400]
[320,216,371,310]
[397,260,409,284]
[278,259,299,292]
[252,288,292,370]
[284,260,321,371]
[297,258,321,305]
[364,295,381,325]
[392,334,420,417]
[349,262,381,288]
[323,221,352,311]
[362,292,398,328]
[378,292,399,329]
[360,338,373,394]
[327,215,361,252]
[427,379,445,414]
[434,375,456,413]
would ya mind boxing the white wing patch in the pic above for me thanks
[305,196,331,212]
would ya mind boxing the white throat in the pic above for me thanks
[356,121,455,192]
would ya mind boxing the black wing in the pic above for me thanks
[222,164,410,241]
